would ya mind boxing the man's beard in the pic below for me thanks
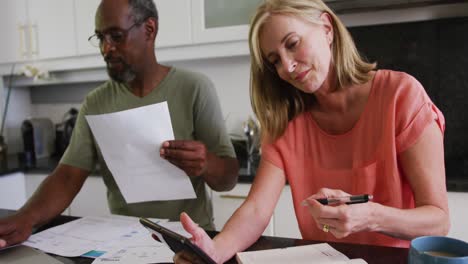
[105,58,136,83]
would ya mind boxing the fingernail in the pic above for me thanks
[0,239,6,248]
[301,200,309,207]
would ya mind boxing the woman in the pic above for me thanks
[175,0,449,262]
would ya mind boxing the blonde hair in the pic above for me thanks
[249,0,376,141]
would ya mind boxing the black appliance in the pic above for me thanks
[55,108,78,157]
[21,118,56,165]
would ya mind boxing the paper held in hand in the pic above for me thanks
[85,102,196,203]
[236,243,367,264]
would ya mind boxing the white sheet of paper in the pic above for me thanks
[91,245,174,264]
[23,215,169,258]
[85,102,196,203]
[90,226,174,264]
[236,243,368,264]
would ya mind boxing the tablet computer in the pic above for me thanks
[139,217,216,264]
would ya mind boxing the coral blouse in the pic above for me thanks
[262,70,445,248]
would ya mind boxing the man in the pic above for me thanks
[0,0,238,248]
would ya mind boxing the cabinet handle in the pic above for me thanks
[219,194,247,200]
[18,24,28,58]
[30,23,39,56]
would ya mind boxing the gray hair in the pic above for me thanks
[128,0,158,24]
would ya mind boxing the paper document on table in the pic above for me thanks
[236,243,367,264]
[85,102,196,203]
[91,221,190,264]
[91,245,174,264]
[23,215,173,262]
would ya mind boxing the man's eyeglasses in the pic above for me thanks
[88,22,141,48]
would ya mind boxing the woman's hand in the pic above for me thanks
[302,188,377,239]
[173,212,221,264]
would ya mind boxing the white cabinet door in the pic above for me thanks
[74,0,192,55]
[0,172,27,210]
[69,176,109,217]
[24,173,47,199]
[211,183,274,236]
[0,0,28,63]
[27,0,76,59]
[274,186,301,239]
[191,0,262,44]
[24,173,70,215]
[74,0,101,55]
[155,0,192,48]
[447,192,468,242]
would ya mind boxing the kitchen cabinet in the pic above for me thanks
[27,0,76,60]
[155,0,192,48]
[0,172,27,210]
[24,173,109,217]
[1,0,468,73]
[25,173,71,215]
[211,183,302,238]
[24,173,47,199]
[74,0,101,56]
[447,192,468,242]
[0,0,76,63]
[75,0,192,56]
[274,186,301,239]
[69,176,109,217]
[211,183,274,236]
[0,1,28,63]
[212,187,468,241]
[191,0,263,44]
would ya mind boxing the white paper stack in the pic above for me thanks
[236,243,367,264]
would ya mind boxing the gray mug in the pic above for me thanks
[409,236,468,264]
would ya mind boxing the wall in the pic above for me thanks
[4,86,32,153]
[348,16,468,190]
[171,56,252,136]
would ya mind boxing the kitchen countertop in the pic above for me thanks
[0,154,54,175]
[0,155,22,176]
[0,153,256,183]
[4,154,465,191]
[0,154,102,177]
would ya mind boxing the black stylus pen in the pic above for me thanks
[316,194,373,205]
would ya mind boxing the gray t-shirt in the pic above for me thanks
[60,67,235,229]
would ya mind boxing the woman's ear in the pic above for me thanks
[320,12,334,45]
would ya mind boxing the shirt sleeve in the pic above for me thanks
[59,95,97,171]
[192,74,236,158]
[260,138,285,170]
[394,74,445,153]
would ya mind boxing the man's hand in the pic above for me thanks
[160,140,212,177]
[0,214,34,248]
[160,140,239,191]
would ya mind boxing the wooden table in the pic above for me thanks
[0,209,408,263]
